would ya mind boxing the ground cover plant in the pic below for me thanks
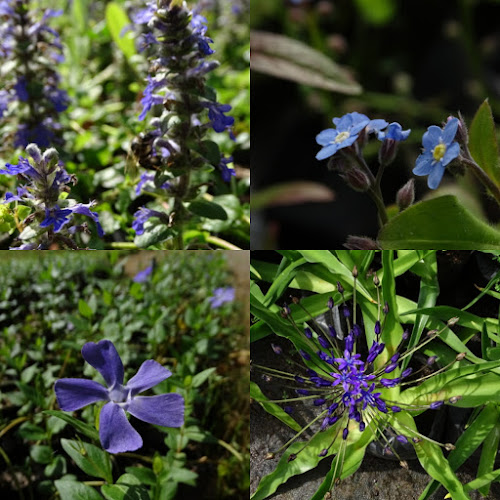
[0,0,249,250]
[0,250,249,499]
[251,0,500,249]
[251,250,500,499]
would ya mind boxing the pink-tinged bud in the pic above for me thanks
[345,235,380,250]
[378,138,398,166]
[447,317,459,326]
[454,112,469,146]
[352,265,358,278]
[456,352,466,361]
[373,273,380,287]
[340,167,371,192]
[265,452,275,460]
[396,178,415,211]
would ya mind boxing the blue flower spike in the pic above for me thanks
[55,340,184,454]
[316,112,371,160]
[413,118,460,189]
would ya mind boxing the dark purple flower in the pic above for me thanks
[132,207,165,235]
[219,155,235,182]
[40,205,73,232]
[208,287,235,308]
[55,340,184,453]
[203,101,235,133]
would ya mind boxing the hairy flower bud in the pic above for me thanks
[396,178,415,211]
[340,167,371,192]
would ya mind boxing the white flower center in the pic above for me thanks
[334,131,351,144]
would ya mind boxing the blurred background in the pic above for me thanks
[251,0,500,248]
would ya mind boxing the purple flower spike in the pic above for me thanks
[55,340,184,453]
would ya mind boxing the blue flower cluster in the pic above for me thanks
[131,0,237,237]
[0,0,69,149]
[0,143,103,249]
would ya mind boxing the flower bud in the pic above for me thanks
[337,281,344,294]
[447,317,459,326]
[340,167,371,192]
[455,352,466,361]
[378,138,399,166]
[42,148,59,169]
[265,452,275,460]
[26,143,42,164]
[345,235,380,250]
[327,297,334,309]
[352,265,358,278]
[396,178,415,211]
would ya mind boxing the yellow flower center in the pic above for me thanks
[432,143,446,162]
[334,131,351,144]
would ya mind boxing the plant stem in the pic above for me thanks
[206,236,241,250]
[460,157,500,207]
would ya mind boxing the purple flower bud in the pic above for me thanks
[304,327,313,338]
[374,321,381,335]
[352,324,362,337]
[401,368,413,378]
[328,402,338,414]
[284,406,293,414]
[383,302,389,315]
[344,335,354,353]
[342,304,350,318]
[320,417,330,431]
[328,415,339,425]
[294,376,305,383]
[402,330,409,340]
[396,435,408,444]
[427,356,437,366]
[340,167,371,192]
[296,389,310,395]
[327,297,334,309]
[328,325,337,338]
[318,336,329,349]
[314,398,326,406]
[380,377,400,388]
[384,363,398,373]
[337,281,344,294]
[396,178,415,211]
[359,421,365,431]
[391,406,401,412]
[318,449,328,457]
[342,428,349,440]
[271,343,282,355]
[299,349,311,360]
[390,352,400,363]
[430,401,444,409]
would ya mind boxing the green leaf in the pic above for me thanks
[78,299,93,319]
[354,0,396,25]
[30,444,53,464]
[105,3,136,60]
[477,417,500,495]
[188,200,228,220]
[134,222,172,248]
[61,439,113,483]
[18,422,47,441]
[194,140,221,166]
[378,195,500,249]
[45,455,67,477]
[55,479,103,500]
[250,381,301,433]
[43,410,99,441]
[251,31,362,94]
[468,99,500,186]
[191,367,216,387]
[124,467,156,486]
[101,473,150,500]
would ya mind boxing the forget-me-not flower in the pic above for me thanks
[378,122,411,142]
[55,340,184,454]
[315,112,371,160]
[413,118,460,189]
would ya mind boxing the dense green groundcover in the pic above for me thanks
[0,251,249,499]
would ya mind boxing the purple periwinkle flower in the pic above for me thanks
[413,118,460,189]
[208,287,235,308]
[133,264,154,283]
[55,340,184,454]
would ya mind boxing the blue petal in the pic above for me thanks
[442,141,460,166]
[81,340,124,389]
[99,402,143,453]
[367,119,388,134]
[442,118,459,144]
[127,394,184,427]
[316,128,337,146]
[427,162,446,189]
[413,153,433,175]
[422,126,442,150]
[335,113,353,131]
[127,360,171,396]
[316,143,339,160]
[341,135,358,148]
[55,378,108,411]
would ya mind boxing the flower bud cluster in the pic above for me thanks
[0,0,69,150]
[0,143,103,249]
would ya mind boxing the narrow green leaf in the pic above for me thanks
[262,257,306,306]
[250,381,301,433]
[191,367,216,387]
[251,31,362,94]
[61,439,113,483]
[55,479,103,500]
[378,196,500,249]
[188,200,228,220]
[105,3,136,60]
[468,99,500,185]
[43,410,99,441]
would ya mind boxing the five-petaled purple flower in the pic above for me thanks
[55,340,184,454]
[413,118,460,189]
[209,287,235,308]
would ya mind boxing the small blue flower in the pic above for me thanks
[413,118,460,189]
[133,264,153,283]
[218,156,235,182]
[138,76,167,121]
[203,102,235,133]
[378,122,411,142]
[55,340,184,453]
[0,157,41,180]
[366,119,388,136]
[315,112,370,160]
[208,287,235,308]
[40,205,73,232]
